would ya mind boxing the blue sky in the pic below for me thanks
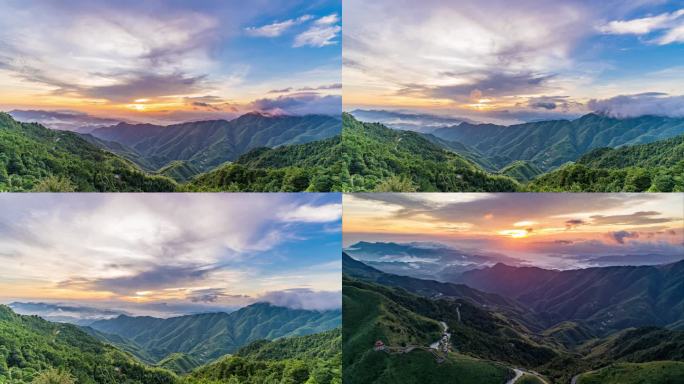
[0,193,342,317]
[0,0,341,124]
[344,0,684,124]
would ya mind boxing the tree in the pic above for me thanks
[31,369,76,384]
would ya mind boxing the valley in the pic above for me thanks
[1,112,342,192]
[345,112,684,192]
[342,253,684,383]
[1,303,342,383]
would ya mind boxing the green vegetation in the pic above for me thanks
[342,279,513,383]
[90,113,340,171]
[184,329,342,384]
[186,136,347,192]
[517,374,545,384]
[89,303,341,364]
[156,161,202,183]
[0,305,177,384]
[498,160,543,182]
[575,361,684,384]
[432,113,684,171]
[0,113,177,192]
[344,255,684,383]
[528,135,684,191]
[341,113,519,192]
[157,353,201,374]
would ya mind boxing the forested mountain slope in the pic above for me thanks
[0,113,176,192]
[89,303,341,363]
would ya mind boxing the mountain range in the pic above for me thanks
[1,112,343,191]
[88,113,339,172]
[87,302,341,364]
[0,302,342,383]
[342,253,684,383]
[347,111,684,192]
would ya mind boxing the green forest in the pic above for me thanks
[342,255,684,384]
[2,111,683,192]
[0,305,341,384]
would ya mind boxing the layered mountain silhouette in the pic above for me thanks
[342,254,684,383]
[89,113,340,172]
[88,302,341,364]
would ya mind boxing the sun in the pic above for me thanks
[498,229,530,239]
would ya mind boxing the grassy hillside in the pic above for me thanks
[342,113,519,192]
[575,361,684,384]
[342,278,513,384]
[0,113,176,192]
[0,305,176,384]
[528,134,684,192]
[89,303,341,364]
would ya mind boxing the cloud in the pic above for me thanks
[268,87,293,94]
[59,264,217,296]
[250,93,341,115]
[526,96,582,111]
[588,93,684,118]
[8,109,122,131]
[606,230,640,244]
[294,14,341,47]
[589,211,673,226]
[245,15,313,37]
[81,72,207,103]
[279,203,342,223]
[298,83,342,91]
[257,288,341,310]
[183,96,238,112]
[565,219,586,229]
[598,9,684,44]
[188,288,249,303]
[398,72,555,102]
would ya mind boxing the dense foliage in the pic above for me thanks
[0,305,177,384]
[431,113,684,171]
[186,136,347,192]
[0,113,176,192]
[343,256,684,383]
[341,114,519,192]
[183,329,342,384]
[89,303,341,364]
[90,113,340,171]
[527,134,684,191]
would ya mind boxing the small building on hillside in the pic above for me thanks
[374,340,385,351]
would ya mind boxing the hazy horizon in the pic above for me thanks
[344,193,684,270]
[0,0,342,126]
[0,194,342,318]
[344,0,684,125]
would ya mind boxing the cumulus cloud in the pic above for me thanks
[598,9,684,44]
[245,15,313,37]
[279,203,342,223]
[588,93,684,118]
[294,14,341,47]
[565,219,586,229]
[526,96,582,111]
[257,288,341,310]
[251,93,341,115]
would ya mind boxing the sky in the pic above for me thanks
[0,193,342,317]
[344,193,684,270]
[344,0,684,124]
[0,0,341,125]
